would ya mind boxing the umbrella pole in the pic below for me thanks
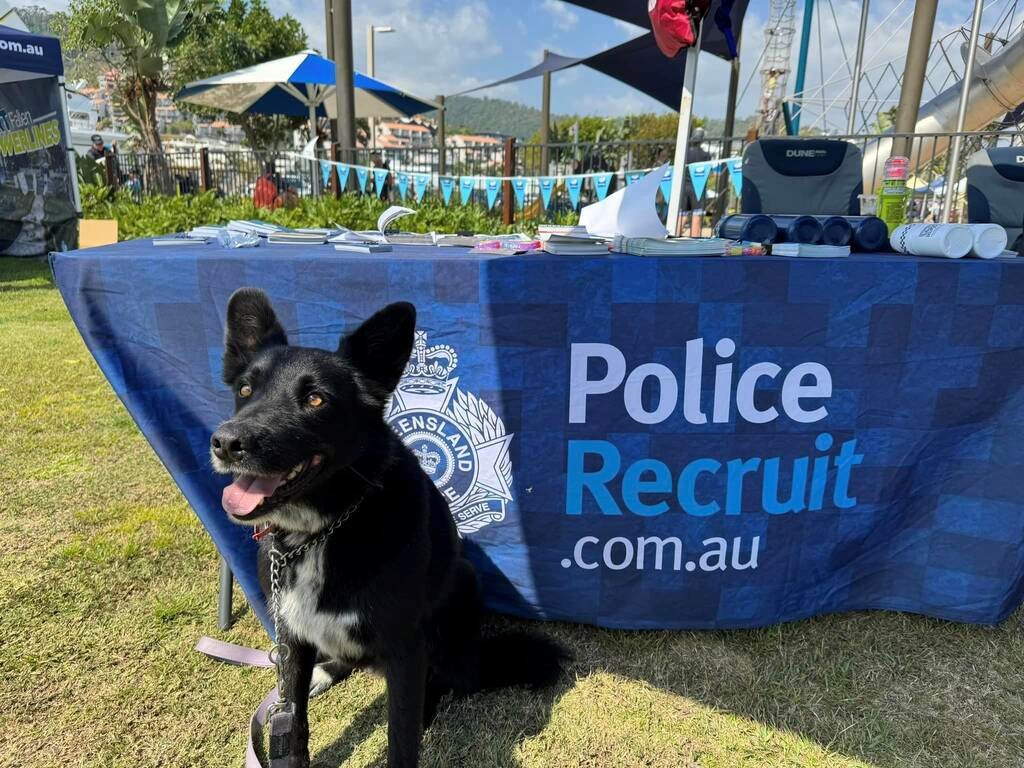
[309,99,321,198]
[666,29,702,237]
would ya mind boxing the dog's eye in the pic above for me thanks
[307,392,325,408]
[238,383,252,398]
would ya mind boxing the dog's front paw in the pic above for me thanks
[309,664,336,698]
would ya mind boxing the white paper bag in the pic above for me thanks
[890,223,973,258]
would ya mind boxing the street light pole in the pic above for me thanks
[366,25,394,148]
[331,0,356,159]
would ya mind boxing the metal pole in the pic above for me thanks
[791,0,815,134]
[218,557,233,631]
[942,0,985,223]
[723,38,742,153]
[324,0,337,142]
[847,0,870,134]
[892,0,938,156]
[366,26,375,148]
[540,49,551,175]
[324,0,334,58]
[332,0,357,158]
[436,94,446,177]
[667,31,702,236]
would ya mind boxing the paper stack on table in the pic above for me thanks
[772,243,850,258]
[538,224,609,255]
[614,236,738,256]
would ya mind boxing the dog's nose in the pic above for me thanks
[211,427,248,462]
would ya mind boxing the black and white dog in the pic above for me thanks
[211,289,565,768]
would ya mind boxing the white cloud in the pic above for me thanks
[540,0,579,31]
[267,0,503,97]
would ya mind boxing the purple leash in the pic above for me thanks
[195,637,278,767]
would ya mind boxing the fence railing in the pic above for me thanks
[97,129,1023,227]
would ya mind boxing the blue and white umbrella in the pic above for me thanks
[176,50,439,131]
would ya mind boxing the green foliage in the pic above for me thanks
[171,0,309,148]
[79,185,577,239]
[52,0,214,152]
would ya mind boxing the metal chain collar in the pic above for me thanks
[266,500,362,700]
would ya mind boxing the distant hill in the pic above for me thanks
[428,96,567,141]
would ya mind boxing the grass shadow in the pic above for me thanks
[310,667,566,768]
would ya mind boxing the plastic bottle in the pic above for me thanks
[878,156,909,234]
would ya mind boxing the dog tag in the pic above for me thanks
[267,701,295,767]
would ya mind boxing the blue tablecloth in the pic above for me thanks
[51,242,1024,630]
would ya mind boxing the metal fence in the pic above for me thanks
[99,129,1023,226]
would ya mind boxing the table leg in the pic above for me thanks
[218,556,233,631]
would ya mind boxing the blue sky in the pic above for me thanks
[303,0,1005,123]
[40,0,1014,121]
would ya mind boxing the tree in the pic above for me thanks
[52,0,215,155]
[170,0,309,149]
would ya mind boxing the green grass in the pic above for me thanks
[1,256,1022,768]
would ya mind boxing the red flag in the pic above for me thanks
[648,0,711,57]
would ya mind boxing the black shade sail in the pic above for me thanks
[451,0,748,109]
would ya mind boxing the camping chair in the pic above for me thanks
[966,147,1024,250]
[740,138,863,215]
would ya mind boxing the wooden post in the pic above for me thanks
[436,94,446,178]
[331,143,342,198]
[103,148,118,190]
[502,137,515,226]
[198,147,211,192]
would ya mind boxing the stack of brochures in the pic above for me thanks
[613,236,736,256]
[538,225,608,255]
[334,242,392,254]
[267,229,329,245]
[772,243,850,258]
[226,220,284,237]
[153,233,211,246]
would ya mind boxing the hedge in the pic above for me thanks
[80,185,579,241]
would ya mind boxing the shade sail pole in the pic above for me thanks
[667,28,702,237]
[942,0,985,223]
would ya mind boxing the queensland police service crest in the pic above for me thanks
[387,331,514,533]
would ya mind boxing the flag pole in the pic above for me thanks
[666,27,702,237]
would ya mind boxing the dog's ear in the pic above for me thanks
[222,288,288,383]
[338,302,416,400]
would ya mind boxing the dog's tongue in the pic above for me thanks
[223,474,284,517]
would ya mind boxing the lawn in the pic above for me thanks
[1,255,1022,768]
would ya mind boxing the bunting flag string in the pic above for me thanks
[658,166,673,201]
[726,157,743,195]
[566,176,583,209]
[372,168,389,198]
[337,163,350,190]
[459,177,476,205]
[414,173,430,202]
[511,177,527,208]
[538,177,555,210]
[688,160,714,201]
[440,176,455,205]
[485,178,501,209]
[285,152,743,208]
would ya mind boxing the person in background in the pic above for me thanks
[253,163,277,209]
[370,152,393,200]
[683,126,710,236]
[125,169,142,200]
[273,182,300,210]
[87,134,106,161]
